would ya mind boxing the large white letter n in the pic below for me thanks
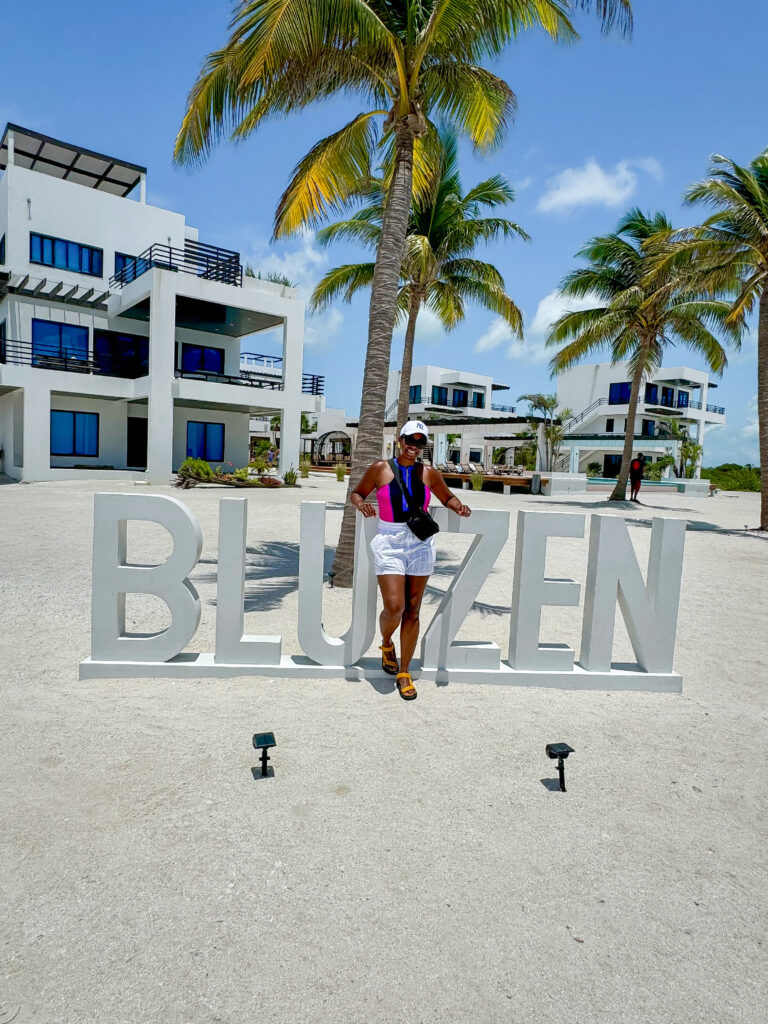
[91,493,203,663]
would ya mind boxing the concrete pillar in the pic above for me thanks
[139,174,147,204]
[569,445,580,473]
[21,380,50,481]
[278,308,304,477]
[146,269,176,484]
[7,130,14,164]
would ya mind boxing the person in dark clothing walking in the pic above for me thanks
[629,453,646,502]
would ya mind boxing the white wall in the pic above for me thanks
[4,162,184,288]
[172,405,250,471]
[0,390,23,479]
[49,393,130,470]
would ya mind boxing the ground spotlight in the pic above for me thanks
[253,731,276,777]
[545,742,575,792]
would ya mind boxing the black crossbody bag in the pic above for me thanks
[389,459,440,541]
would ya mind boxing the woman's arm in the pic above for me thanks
[426,467,471,517]
[349,461,385,518]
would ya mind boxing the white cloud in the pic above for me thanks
[245,231,344,348]
[741,395,759,439]
[475,288,601,364]
[537,157,663,214]
[393,305,445,347]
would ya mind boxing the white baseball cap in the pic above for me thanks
[399,420,428,439]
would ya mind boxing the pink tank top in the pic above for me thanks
[376,463,431,523]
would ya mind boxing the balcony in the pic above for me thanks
[110,240,243,289]
[682,400,725,415]
[177,365,325,395]
[491,403,516,413]
[0,338,147,378]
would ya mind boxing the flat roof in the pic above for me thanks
[0,123,145,197]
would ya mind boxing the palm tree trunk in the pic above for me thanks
[609,345,649,501]
[396,288,423,432]
[331,118,418,586]
[758,289,768,530]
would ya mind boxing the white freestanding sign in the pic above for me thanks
[79,495,687,692]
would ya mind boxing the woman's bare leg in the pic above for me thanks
[377,574,405,646]
[399,575,430,674]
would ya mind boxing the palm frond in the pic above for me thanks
[309,261,376,310]
[273,111,382,238]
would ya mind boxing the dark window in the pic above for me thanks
[0,234,5,264]
[186,421,225,462]
[32,318,88,365]
[409,384,422,404]
[50,410,98,456]
[644,382,658,404]
[606,417,614,432]
[609,381,632,404]
[472,391,485,409]
[115,252,135,274]
[30,232,103,277]
[661,386,675,407]
[452,389,468,408]
[603,453,622,477]
[431,386,448,405]
[642,419,655,437]
[94,330,149,378]
[677,390,689,408]
[469,449,482,462]
[181,343,225,374]
[0,319,5,361]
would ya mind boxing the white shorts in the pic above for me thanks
[370,520,436,577]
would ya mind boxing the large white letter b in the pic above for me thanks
[91,493,202,663]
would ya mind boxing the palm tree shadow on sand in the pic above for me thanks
[193,545,514,614]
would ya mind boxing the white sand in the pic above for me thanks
[0,474,766,1023]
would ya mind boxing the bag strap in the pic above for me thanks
[388,458,422,514]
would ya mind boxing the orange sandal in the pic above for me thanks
[396,672,417,700]
[380,642,399,675]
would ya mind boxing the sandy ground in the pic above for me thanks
[0,473,766,1024]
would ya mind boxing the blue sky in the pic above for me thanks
[1,0,764,464]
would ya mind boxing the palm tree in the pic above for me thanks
[668,151,768,529]
[517,392,572,471]
[174,0,632,583]
[311,129,527,432]
[546,209,741,501]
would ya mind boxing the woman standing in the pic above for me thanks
[350,421,471,700]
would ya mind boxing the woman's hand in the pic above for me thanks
[357,502,378,518]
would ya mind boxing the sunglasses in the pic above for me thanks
[401,434,427,449]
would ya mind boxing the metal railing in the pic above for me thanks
[707,403,725,415]
[564,397,608,430]
[177,367,325,395]
[0,338,147,378]
[110,240,243,288]
[491,403,516,413]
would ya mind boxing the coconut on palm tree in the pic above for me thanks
[546,209,741,501]
[662,151,768,528]
[175,0,633,583]
[311,129,527,431]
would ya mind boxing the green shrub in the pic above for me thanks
[470,471,484,491]
[249,456,267,474]
[586,462,602,478]
[283,465,299,486]
[233,467,250,482]
[335,463,347,481]
[299,463,310,478]
[701,464,761,491]
[177,457,212,482]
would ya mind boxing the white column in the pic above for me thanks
[21,380,50,481]
[146,269,176,484]
[139,173,147,204]
[6,130,14,164]
[278,308,304,477]
[569,445,579,473]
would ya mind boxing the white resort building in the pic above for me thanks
[0,123,323,483]
[556,361,726,477]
